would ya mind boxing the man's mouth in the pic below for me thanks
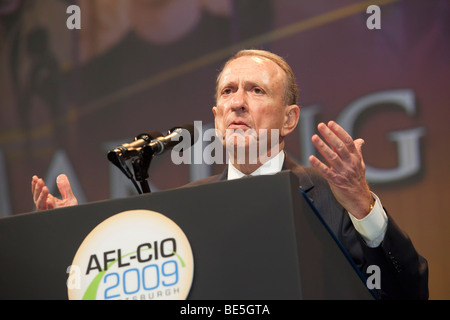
[228,121,250,130]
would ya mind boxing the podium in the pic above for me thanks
[0,171,374,300]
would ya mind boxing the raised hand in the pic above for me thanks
[31,174,78,211]
[309,121,373,219]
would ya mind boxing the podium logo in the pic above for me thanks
[67,210,194,300]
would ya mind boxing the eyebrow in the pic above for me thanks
[218,80,267,92]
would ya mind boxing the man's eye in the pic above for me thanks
[253,87,264,94]
[222,88,232,95]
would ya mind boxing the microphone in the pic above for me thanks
[110,130,163,157]
[107,124,196,194]
[108,124,196,159]
[149,124,196,155]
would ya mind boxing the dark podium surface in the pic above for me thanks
[0,171,374,300]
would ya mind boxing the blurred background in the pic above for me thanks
[0,0,448,299]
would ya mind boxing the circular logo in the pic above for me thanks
[67,210,194,300]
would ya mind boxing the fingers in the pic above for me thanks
[327,121,357,153]
[31,175,39,202]
[309,121,372,215]
[56,174,78,207]
[317,121,356,160]
[32,175,48,210]
[309,121,369,186]
[46,194,56,210]
[354,138,365,155]
[36,185,50,211]
[311,131,344,172]
[309,154,335,180]
[56,174,76,202]
[311,121,365,167]
[31,174,78,211]
[32,175,42,203]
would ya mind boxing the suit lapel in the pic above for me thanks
[215,168,228,182]
[282,153,315,193]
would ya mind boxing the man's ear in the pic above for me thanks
[212,106,220,134]
[281,104,300,137]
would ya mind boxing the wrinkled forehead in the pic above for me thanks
[217,56,286,88]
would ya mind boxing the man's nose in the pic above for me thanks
[229,88,248,112]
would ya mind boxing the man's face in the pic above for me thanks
[213,56,289,157]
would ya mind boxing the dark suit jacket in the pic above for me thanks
[185,153,429,300]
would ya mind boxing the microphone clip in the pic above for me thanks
[107,131,162,195]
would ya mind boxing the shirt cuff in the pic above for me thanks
[348,192,388,248]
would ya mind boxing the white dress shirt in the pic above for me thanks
[227,150,387,248]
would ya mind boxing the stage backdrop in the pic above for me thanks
[0,0,448,299]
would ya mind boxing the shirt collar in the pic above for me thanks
[227,150,285,180]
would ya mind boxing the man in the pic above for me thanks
[32,49,428,299]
